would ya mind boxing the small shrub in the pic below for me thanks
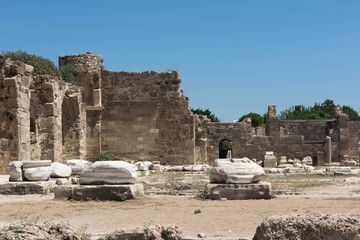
[1,50,60,76]
[60,63,77,83]
[193,180,208,200]
[98,151,114,161]
[276,156,282,166]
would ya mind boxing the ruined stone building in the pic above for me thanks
[0,52,359,173]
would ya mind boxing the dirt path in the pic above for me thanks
[1,185,360,239]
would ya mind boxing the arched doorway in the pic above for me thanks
[219,139,232,158]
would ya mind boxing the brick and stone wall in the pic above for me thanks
[0,59,32,173]
[101,70,195,164]
[59,52,103,161]
[29,75,66,161]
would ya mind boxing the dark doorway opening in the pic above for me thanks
[219,139,232,158]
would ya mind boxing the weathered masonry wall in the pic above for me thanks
[203,106,360,165]
[1,52,360,173]
[101,70,195,164]
[0,59,32,173]
[61,86,86,160]
[29,75,65,161]
[59,53,103,160]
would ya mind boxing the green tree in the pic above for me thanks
[191,108,220,122]
[1,50,59,76]
[60,63,77,83]
[279,99,360,121]
[238,112,264,127]
[342,105,360,121]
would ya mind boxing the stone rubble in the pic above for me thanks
[22,160,52,181]
[253,214,360,240]
[51,162,72,178]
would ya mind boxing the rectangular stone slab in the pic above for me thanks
[0,182,53,195]
[207,182,271,200]
[54,184,144,201]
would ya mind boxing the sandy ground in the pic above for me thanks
[1,176,360,239]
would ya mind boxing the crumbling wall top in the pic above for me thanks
[59,52,104,73]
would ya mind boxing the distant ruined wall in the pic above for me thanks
[205,121,252,165]
[0,59,32,173]
[101,70,195,164]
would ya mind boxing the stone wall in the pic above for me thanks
[0,59,32,173]
[62,85,86,160]
[29,75,65,161]
[205,121,252,165]
[59,53,103,161]
[101,70,195,164]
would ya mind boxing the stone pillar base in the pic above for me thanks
[54,183,144,201]
[207,182,271,200]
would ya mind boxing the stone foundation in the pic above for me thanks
[54,184,144,201]
[207,182,271,200]
[0,181,54,195]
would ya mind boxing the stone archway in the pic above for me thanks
[219,139,232,159]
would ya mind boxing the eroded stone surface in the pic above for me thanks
[253,214,360,240]
[54,184,144,201]
[51,162,72,178]
[79,161,137,185]
[8,161,22,182]
[108,224,182,240]
[66,159,92,175]
[210,158,265,184]
[23,161,52,181]
[207,182,271,200]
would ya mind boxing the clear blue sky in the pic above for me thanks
[2,1,360,122]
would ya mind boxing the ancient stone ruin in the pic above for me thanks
[207,157,271,200]
[1,52,360,175]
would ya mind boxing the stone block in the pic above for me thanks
[54,184,144,201]
[66,159,92,175]
[326,167,352,174]
[79,161,137,185]
[22,160,52,181]
[8,161,22,182]
[51,162,72,178]
[264,151,277,168]
[210,158,265,184]
[207,182,271,200]
[0,181,53,195]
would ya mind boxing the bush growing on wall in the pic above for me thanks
[1,50,60,76]
[60,63,77,83]
[98,151,114,161]
[238,112,264,127]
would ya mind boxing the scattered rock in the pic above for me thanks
[0,221,88,239]
[194,209,201,214]
[302,156,313,166]
[23,160,52,181]
[51,162,72,178]
[143,161,154,170]
[277,164,293,168]
[108,224,182,240]
[198,232,206,238]
[8,161,23,182]
[345,177,360,183]
[66,159,92,175]
[135,161,149,171]
[264,151,277,168]
[253,213,360,240]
